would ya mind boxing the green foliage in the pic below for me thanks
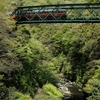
[16,92,30,100]
[1,1,100,100]
[8,87,31,100]
[0,75,3,80]
[8,87,19,100]
[45,61,56,70]
[0,12,23,99]
[82,60,100,84]
[0,86,9,100]
[12,29,59,96]
[84,79,100,100]
[87,0,100,3]
[14,22,100,99]
[34,93,61,100]
[0,2,4,11]
[33,65,59,87]
[0,86,30,100]
[42,83,63,99]
[83,66,100,100]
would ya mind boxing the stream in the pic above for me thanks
[57,79,85,100]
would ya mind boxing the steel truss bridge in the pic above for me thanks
[12,3,100,24]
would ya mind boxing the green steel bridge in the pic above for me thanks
[12,3,100,24]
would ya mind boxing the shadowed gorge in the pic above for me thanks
[0,0,100,100]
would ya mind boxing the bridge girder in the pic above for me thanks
[12,3,100,24]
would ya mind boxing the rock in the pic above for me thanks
[57,81,84,100]
[57,83,71,99]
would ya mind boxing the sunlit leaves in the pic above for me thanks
[84,66,100,100]
[42,83,63,98]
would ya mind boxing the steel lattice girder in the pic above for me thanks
[12,3,100,24]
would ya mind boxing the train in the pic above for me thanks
[12,9,66,20]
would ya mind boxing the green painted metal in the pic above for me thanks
[12,3,100,24]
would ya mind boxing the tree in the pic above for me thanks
[84,66,100,100]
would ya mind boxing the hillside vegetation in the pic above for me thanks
[0,0,100,100]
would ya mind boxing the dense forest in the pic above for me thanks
[0,0,100,100]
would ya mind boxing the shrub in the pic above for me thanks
[8,87,31,100]
[0,86,8,100]
[42,83,63,99]
[16,92,30,100]
[34,93,61,100]
[83,66,100,100]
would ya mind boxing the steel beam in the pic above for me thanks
[11,3,100,24]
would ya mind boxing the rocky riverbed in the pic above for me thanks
[56,79,84,100]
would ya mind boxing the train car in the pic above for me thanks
[12,8,66,21]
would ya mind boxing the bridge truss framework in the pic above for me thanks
[12,3,100,24]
